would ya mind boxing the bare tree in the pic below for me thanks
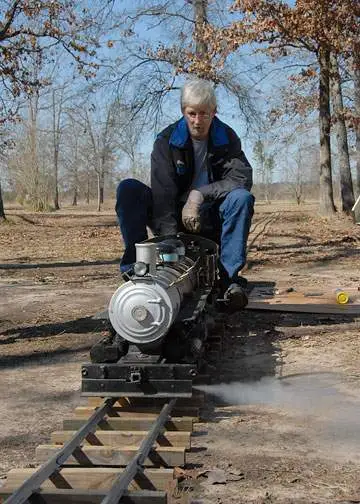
[102,0,257,131]
[330,54,355,213]
[51,87,67,210]
[253,139,275,202]
[317,48,337,215]
[28,91,42,210]
[8,89,54,211]
[82,101,120,211]
[0,0,115,125]
[286,145,318,205]
[0,180,5,220]
[67,127,81,206]
[354,58,360,198]
[278,125,320,204]
[62,103,94,205]
[0,139,8,219]
[194,0,208,57]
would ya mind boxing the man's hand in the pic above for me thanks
[182,190,204,233]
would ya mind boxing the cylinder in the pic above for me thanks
[135,243,157,275]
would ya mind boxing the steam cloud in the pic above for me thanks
[195,374,344,412]
[195,373,360,459]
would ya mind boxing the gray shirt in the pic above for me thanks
[191,138,208,190]
[181,138,208,202]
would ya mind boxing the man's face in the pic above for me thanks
[183,105,216,140]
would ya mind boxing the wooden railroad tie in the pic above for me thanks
[36,444,186,467]
[1,467,175,494]
[0,395,201,504]
[0,488,168,503]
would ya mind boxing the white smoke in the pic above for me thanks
[195,374,360,460]
[194,374,344,411]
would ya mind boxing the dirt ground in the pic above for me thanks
[1,200,360,503]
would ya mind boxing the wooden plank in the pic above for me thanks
[63,417,193,432]
[36,445,186,467]
[3,467,174,491]
[0,489,167,504]
[247,300,360,314]
[51,430,191,449]
[247,287,360,314]
[75,406,199,420]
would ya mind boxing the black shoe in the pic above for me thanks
[224,282,248,311]
[232,275,248,289]
[217,271,249,312]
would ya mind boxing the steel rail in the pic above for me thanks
[101,398,177,504]
[5,397,117,504]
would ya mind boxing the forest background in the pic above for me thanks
[0,0,359,219]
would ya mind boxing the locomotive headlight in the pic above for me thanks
[133,261,149,276]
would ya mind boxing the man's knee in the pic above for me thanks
[116,178,152,215]
[116,178,144,201]
[221,188,255,214]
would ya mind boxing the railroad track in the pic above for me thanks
[0,392,205,504]
[0,280,228,504]
[0,325,227,504]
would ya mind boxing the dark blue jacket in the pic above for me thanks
[151,116,252,235]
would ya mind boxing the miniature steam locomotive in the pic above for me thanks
[81,233,220,398]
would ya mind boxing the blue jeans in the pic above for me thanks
[115,178,254,280]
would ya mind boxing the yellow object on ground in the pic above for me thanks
[335,289,349,304]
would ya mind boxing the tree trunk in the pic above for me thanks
[29,97,40,210]
[52,90,60,211]
[193,0,207,57]
[72,187,78,206]
[54,186,59,210]
[354,59,360,198]
[264,184,269,203]
[71,129,79,206]
[0,181,6,220]
[97,172,101,212]
[330,54,355,213]
[318,48,336,216]
[100,168,105,204]
[72,163,78,206]
[86,169,90,204]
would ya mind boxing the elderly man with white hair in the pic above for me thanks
[115,79,254,309]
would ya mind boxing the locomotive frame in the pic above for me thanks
[81,233,219,398]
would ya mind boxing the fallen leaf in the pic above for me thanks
[206,469,227,485]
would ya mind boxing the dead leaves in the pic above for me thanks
[174,465,245,487]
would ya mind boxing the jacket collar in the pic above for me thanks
[169,116,229,148]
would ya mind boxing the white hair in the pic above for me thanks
[181,79,217,111]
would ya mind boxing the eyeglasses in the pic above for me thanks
[185,111,212,121]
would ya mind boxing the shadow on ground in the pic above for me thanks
[0,316,107,342]
[0,342,99,369]
[201,292,359,421]
[0,259,120,270]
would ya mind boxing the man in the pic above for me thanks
[116,79,254,305]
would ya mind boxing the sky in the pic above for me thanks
[103,0,321,182]
[2,0,351,189]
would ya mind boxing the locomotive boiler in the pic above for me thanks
[81,233,219,398]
